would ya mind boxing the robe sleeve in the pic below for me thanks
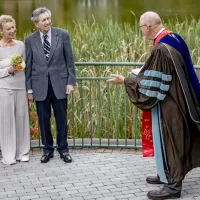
[124,46,174,111]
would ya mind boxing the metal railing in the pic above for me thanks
[30,62,200,150]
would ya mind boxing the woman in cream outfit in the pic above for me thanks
[0,15,30,165]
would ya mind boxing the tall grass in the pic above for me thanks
[28,16,200,140]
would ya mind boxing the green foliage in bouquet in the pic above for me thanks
[11,54,23,66]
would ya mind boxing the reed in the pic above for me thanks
[26,16,200,140]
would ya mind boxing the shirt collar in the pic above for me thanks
[39,28,51,39]
[154,28,165,39]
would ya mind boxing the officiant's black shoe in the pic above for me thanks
[147,187,181,200]
[60,152,72,163]
[41,152,53,163]
[146,175,164,184]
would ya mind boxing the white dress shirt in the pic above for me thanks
[154,28,165,39]
[39,29,51,45]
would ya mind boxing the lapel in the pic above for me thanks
[34,30,47,64]
[48,27,59,63]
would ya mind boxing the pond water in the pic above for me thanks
[0,0,200,38]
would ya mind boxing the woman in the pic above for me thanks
[0,15,30,165]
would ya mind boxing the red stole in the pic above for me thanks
[142,29,173,157]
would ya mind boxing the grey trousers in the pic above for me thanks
[163,169,182,194]
[0,89,30,165]
[164,181,182,194]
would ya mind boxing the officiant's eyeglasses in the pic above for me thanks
[138,24,158,30]
[138,24,147,29]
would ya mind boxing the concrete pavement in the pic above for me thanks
[0,149,199,200]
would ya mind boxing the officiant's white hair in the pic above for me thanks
[31,7,51,23]
[140,11,162,26]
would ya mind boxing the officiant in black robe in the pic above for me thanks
[109,11,200,200]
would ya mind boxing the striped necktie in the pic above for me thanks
[43,34,50,61]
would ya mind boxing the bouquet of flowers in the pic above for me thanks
[11,54,24,70]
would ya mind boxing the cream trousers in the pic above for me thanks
[0,89,30,165]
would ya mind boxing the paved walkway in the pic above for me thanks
[0,149,200,200]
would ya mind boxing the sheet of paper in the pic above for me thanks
[129,68,141,76]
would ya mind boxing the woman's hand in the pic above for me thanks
[8,65,17,74]
[27,93,34,102]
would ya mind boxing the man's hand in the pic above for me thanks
[27,93,34,102]
[66,85,74,94]
[107,74,125,84]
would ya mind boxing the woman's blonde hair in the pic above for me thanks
[0,15,16,31]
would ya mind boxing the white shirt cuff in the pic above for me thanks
[27,89,33,93]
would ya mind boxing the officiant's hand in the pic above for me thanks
[107,74,125,84]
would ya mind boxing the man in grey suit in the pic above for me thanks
[25,7,76,163]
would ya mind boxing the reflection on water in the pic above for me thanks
[77,0,119,7]
[0,0,200,38]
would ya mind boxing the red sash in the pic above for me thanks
[142,29,173,157]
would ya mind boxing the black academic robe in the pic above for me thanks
[124,43,200,183]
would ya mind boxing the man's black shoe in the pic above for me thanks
[146,175,164,184]
[60,152,72,163]
[147,187,181,200]
[41,152,53,163]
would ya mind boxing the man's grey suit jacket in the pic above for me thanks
[25,27,76,101]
